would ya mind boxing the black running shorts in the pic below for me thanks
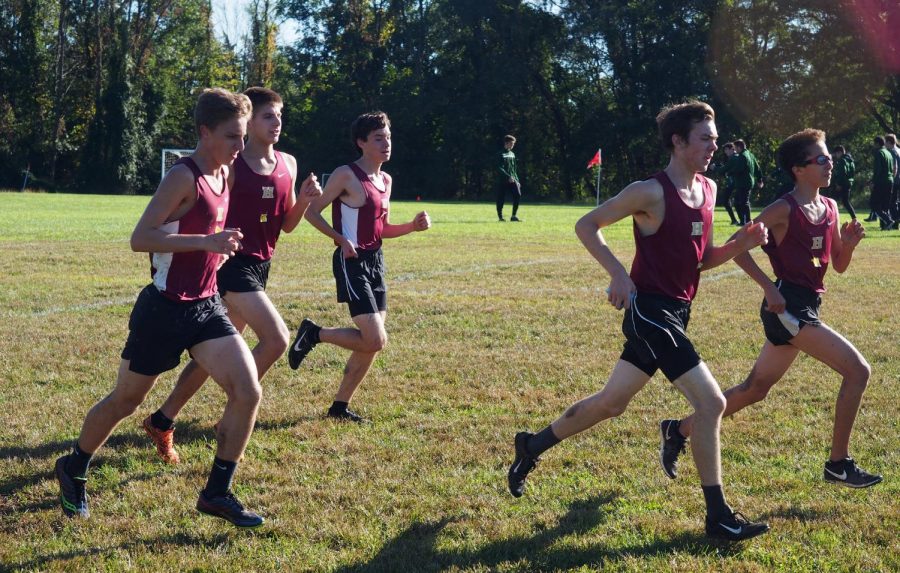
[332,247,387,317]
[121,285,238,376]
[620,292,702,382]
[760,279,822,346]
[217,254,271,295]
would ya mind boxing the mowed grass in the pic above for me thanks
[0,191,897,572]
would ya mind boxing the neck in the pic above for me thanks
[791,181,820,201]
[664,156,698,190]
[356,156,383,175]
[190,146,224,175]
[243,138,276,161]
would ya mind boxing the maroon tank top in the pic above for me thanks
[332,163,389,251]
[150,157,229,301]
[629,171,714,302]
[225,151,292,261]
[762,194,835,293]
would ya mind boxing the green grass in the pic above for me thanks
[0,191,897,572]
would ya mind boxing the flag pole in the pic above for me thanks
[595,148,601,206]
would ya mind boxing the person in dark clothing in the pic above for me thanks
[497,135,522,222]
[871,136,896,230]
[831,146,857,219]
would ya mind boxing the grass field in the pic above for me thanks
[0,192,897,572]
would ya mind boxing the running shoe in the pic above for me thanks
[659,419,687,479]
[142,415,180,464]
[508,431,540,498]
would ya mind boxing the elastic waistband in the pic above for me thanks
[635,291,692,310]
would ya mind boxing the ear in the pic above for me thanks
[199,125,211,140]
[672,133,687,148]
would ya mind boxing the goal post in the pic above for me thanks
[161,148,195,181]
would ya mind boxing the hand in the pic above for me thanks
[763,284,786,314]
[299,172,323,203]
[413,211,431,232]
[840,219,865,248]
[607,272,636,311]
[207,228,243,256]
[509,177,515,183]
[734,221,768,251]
[340,237,358,259]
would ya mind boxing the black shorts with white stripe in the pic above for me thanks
[620,292,701,382]
[332,246,387,317]
[760,279,822,346]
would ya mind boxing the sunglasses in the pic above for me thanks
[797,154,832,166]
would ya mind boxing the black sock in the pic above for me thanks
[311,324,322,344]
[329,401,349,415]
[204,457,238,497]
[527,426,560,457]
[702,484,731,521]
[64,442,93,479]
[150,409,175,431]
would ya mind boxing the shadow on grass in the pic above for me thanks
[759,504,829,523]
[0,531,230,572]
[0,419,218,515]
[337,491,743,573]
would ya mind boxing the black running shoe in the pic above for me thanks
[55,456,89,518]
[706,510,769,541]
[327,408,367,423]
[197,490,264,528]
[288,318,319,370]
[824,457,883,488]
[510,216,522,222]
[659,419,687,479]
[508,431,540,498]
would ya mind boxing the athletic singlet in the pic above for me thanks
[762,193,835,293]
[225,151,292,261]
[630,171,713,302]
[332,163,389,251]
[151,157,229,301]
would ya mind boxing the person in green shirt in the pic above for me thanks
[497,135,522,222]
[831,145,857,219]
[871,136,896,230]
[885,134,900,221]
[717,142,740,225]
[728,139,764,225]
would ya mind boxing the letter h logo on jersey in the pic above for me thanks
[261,186,275,199]
[811,236,824,250]
[691,221,704,236]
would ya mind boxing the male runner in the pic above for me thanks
[719,142,740,225]
[55,88,265,527]
[288,111,431,422]
[142,87,322,464]
[660,129,882,489]
[506,101,770,541]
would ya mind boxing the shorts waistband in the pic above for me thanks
[634,291,692,310]
[774,279,820,300]
[150,284,219,305]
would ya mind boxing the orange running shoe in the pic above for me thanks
[142,415,180,464]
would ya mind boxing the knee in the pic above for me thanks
[846,358,871,390]
[695,392,727,419]
[230,379,262,408]
[110,392,145,417]
[269,323,290,356]
[363,329,387,352]
[576,395,627,420]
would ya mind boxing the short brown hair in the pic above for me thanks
[656,100,715,151]
[777,128,825,181]
[194,88,251,133]
[243,86,283,116]
[886,134,897,145]
[504,135,517,145]
[351,111,390,151]
[734,139,746,150]
[723,142,734,150]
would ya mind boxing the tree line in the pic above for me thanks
[1,0,897,201]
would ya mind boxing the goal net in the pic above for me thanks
[160,148,195,181]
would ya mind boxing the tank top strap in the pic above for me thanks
[348,162,368,182]
[176,156,203,180]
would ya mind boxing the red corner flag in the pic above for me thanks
[586,148,601,169]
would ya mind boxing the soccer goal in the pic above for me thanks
[160,148,195,181]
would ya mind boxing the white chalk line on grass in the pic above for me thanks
[10,259,746,318]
